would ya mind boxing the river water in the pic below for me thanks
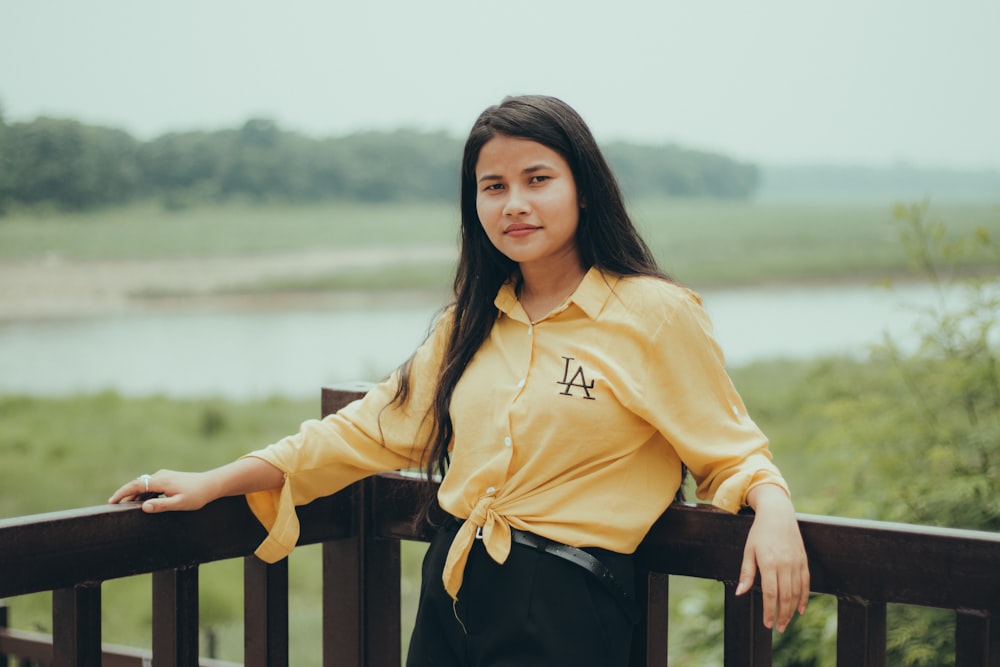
[0,282,980,399]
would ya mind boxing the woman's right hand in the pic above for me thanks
[108,458,285,514]
[108,469,219,513]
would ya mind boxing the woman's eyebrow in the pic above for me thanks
[477,163,555,182]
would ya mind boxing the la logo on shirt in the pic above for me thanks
[557,356,596,400]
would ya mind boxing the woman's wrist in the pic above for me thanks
[208,458,284,501]
[745,483,793,513]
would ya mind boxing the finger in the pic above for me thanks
[142,486,196,512]
[775,556,812,631]
[141,495,176,513]
[775,564,795,632]
[798,562,811,615]
[735,549,757,596]
[759,566,778,630]
[108,480,143,504]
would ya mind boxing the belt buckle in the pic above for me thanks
[475,525,483,539]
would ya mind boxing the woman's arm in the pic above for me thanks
[108,457,285,513]
[736,483,810,632]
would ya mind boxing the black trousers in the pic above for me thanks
[406,521,636,667]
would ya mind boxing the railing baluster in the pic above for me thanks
[362,537,402,667]
[152,566,200,666]
[52,583,101,667]
[724,584,771,667]
[244,556,289,667]
[836,598,886,666]
[0,600,8,665]
[630,570,668,667]
[955,610,997,667]
[323,538,362,667]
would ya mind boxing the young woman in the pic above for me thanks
[111,95,809,667]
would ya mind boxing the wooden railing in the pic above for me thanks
[1,386,998,666]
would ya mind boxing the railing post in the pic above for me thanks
[52,583,101,667]
[321,386,402,667]
[323,479,402,667]
[724,584,772,667]
[955,611,998,667]
[244,556,289,667]
[836,598,886,666]
[152,566,200,666]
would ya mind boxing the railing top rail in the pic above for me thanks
[648,500,1000,613]
[797,510,1000,543]
[3,471,998,613]
[0,492,352,599]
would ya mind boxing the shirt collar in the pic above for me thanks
[494,266,618,322]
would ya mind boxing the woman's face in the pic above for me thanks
[474,134,582,274]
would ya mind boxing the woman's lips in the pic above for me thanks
[504,223,540,237]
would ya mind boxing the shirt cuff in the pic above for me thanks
[710,469,789,514]
[243,469,299,563]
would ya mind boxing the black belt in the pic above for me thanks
[501,527,641,624]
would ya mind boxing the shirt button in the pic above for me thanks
[504,436,512,447]
[486,486,496,494]
[527,327,533,336]
[517,379,525,388]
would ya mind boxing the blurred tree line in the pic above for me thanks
[0,107,758,214]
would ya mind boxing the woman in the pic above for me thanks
[111,95,809,666]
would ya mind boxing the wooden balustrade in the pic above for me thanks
[0,386,998,666]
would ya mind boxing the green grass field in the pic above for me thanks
[0,200,460,260]
[2,198,996,289]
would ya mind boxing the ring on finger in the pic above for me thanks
[139,474,152,493]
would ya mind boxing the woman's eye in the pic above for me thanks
[483,183,504,192]
[530,175,550,184]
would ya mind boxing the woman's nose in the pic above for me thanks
[502,188,530,216]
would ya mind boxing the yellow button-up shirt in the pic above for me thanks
[244,268,788,600]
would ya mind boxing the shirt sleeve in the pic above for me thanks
[631,288,788,513]
[243,308,452,562]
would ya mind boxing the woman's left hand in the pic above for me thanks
[735,484,810,632]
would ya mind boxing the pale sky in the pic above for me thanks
[1,0,998,168]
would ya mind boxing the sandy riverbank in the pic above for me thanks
[0,245,456,320]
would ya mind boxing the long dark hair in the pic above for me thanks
[396,95,676,522]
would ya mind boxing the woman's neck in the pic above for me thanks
[518,261,588,323]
